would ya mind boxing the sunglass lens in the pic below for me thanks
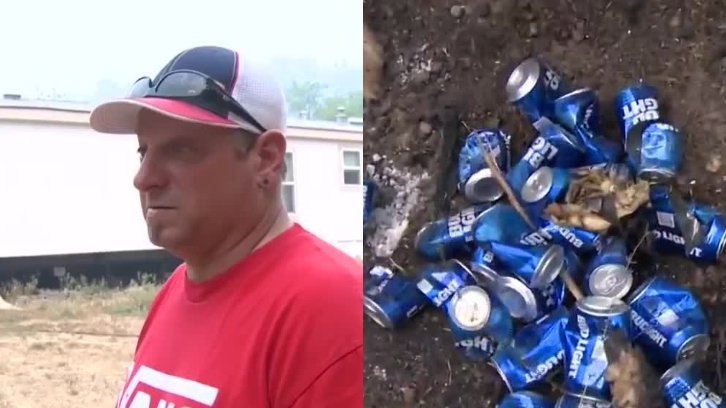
[155,72,207,98]
[128,77,152,98]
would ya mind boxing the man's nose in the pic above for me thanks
[133,154,167,192]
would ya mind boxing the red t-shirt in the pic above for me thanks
[115,224,363,408]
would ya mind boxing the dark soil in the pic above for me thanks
[363,0,726,407]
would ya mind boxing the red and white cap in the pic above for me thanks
[90,46,287,135]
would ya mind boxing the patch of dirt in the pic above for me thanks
[364,0,726,406]
[0,289,149,407]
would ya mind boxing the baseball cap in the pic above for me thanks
[90,46,287,135]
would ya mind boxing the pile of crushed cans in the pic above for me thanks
[364,56,726,407]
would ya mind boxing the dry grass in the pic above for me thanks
[0,278,160,408]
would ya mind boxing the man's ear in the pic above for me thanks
[253,130,287,184]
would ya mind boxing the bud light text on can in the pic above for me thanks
[497,391,555,408]
[614,83,662,143]
[561,296,631,400]
[488,242,567,289]
[415,259,479,309]
[555,393,612,408]
[458,128,511,203]
[647,185,726,264]
[520,216,603,257]
[660,357,726,408]
[628,121,683,183]
[506,118,586,195]
[521,166,572,218]
[490,306,568,392]
[364,266,430,329]
[414,204,490,261]
[505,57,571,125]
[583,236,633,299]
[446,285,514,344]
[627,275,710,370]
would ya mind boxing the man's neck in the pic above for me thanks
[185,205,293,282]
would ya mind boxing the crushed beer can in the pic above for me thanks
[498,391,555,408]
[627,121,684,183]
[458,128,511,203]
[582,236,633,299]
[415,259,479,309]
[554,393,612,408]
[646,185,726,263]
[445,285,514,346]
[414,204,490,261]
[505,57,571,124]
[492,272,566,322]
[627,275,710,370]
[506,118,586,196]
[660,357,725,408]
[561,296,631,400]
[470,246,501,286]
[614,83,662,142]
[552,88,622,166]
[490,306,569,392]
[521,166,572,219]
[473,203,535,246]
[488,241,567,289]
[520,216,603,257]
[364,266,430,329]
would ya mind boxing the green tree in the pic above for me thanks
[318,90,363,121]
[286,81,327,118]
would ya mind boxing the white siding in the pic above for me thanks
[0,120,362,258]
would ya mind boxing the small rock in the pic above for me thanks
[430,61,443,73]
[366,164,376,177]
[411,70,430,85]
[401,386,417,404]
[450,5,466,18]
[572,21,585,42]
[372,153,382,163]
[706,154,722,173]
[669,13,682,29]
[528,22,539,38]
[419,121,433,136]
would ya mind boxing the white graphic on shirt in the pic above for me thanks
[116,363,219,408]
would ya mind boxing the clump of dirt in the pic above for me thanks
[364,0,726,406]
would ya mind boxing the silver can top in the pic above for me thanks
[505,58,541,103]
[660,357,699,387]
[677,333,711,362]
[449,285,491,331]
[532,244,566,289]
[493,276,538,322]
[576,295,629,317]
[521,166,554,204]
[716,226,726,260]
[469,261,500,286]
[464,168,504,203]
[588,264,633,299]
[363,295,394,329]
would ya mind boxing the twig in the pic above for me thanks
[626,229,651,270]
[389,257,406,274]
[447,359,452,386]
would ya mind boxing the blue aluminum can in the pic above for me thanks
[506,118,586,196]
[505,57,571,124]
[415,259,479,309]
[458,128,511,203]
[521,166,572,218]
[583,236,633,299]
[490,306,568,392]
[489,241,567,289]
[492,271,566,323]
[470,246,501,286]
[498,391,555,408]
[614,83,662,142]
[628,275,710,371]
[363,266,430,329]
[562,296,631,400]
[363,178,376,226]
[646,185,726,263]
[473,203,534,246]
[445,285,514,345]
[414,204,490,261]
[520,216,603,257]
[555,393,612,408]
[661,357,726,408]
[629,121,683,182]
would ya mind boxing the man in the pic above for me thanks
[89,46,363,408]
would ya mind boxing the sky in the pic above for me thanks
[0,0,362,100]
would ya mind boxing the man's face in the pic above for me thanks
[133,110,262,255]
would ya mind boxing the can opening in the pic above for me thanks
[521,166,554,204]
[363,296,394,329]
[450,286,491,330]
[532,245,565,289]
[505,58,540,103]
[465,168,503,203]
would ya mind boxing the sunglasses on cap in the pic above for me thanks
[128,69,268,134]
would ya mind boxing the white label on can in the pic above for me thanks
[522,136,560,169]
[544,69,561,91]
[656,211,676,228]
[674,380,723,408]
[448,206,478,241]
[416,279,434,294]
